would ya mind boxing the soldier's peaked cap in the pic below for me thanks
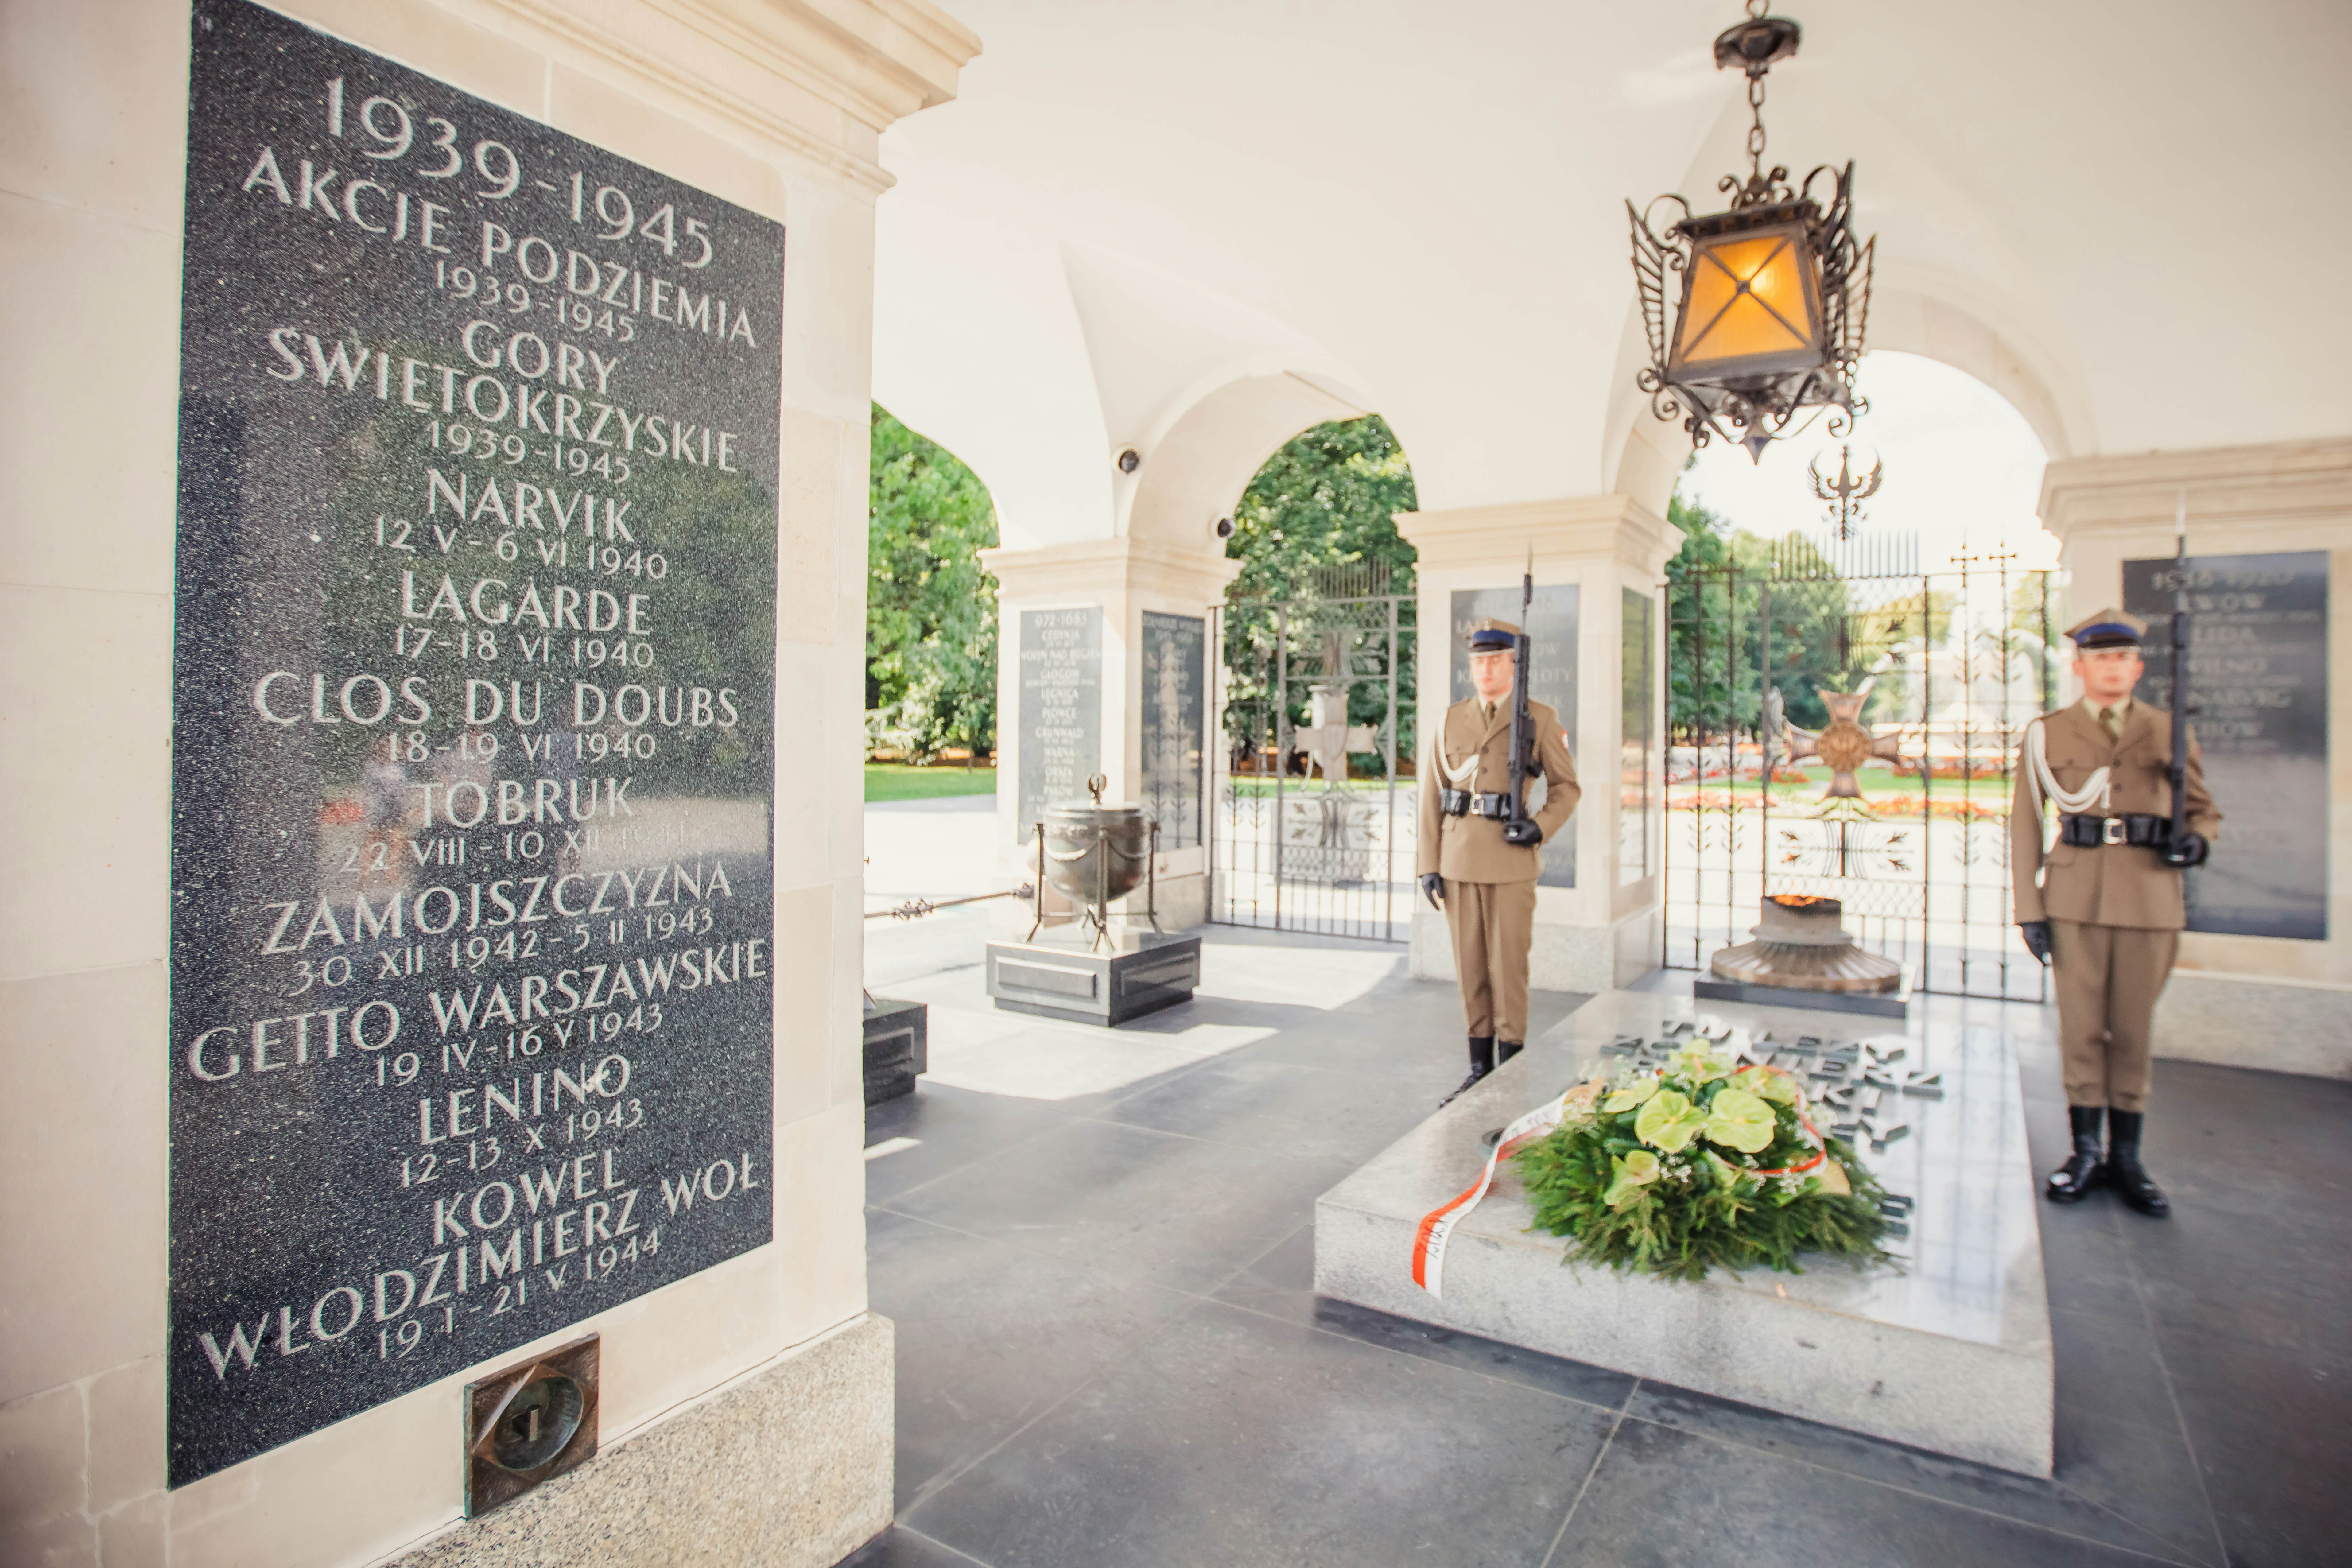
[2066,608,2147,650]
[1466,618,1520,651]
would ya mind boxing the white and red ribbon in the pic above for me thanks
[1409,1091,1573,1300]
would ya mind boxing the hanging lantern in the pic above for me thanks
[1628,3,1875,461]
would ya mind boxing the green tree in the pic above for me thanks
[867,404,999,760]
[1222,416,1420,765]
[1668,484,1969,746]
[1224,414,1418,601]
[1665,489,1772,745]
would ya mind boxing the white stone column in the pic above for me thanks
[2040,437,2352,1079]
[1396,496,1682,995]
[0,2,974,1564]
[981,538,1240,932]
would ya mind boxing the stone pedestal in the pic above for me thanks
[984,931,1203,1026]
[1396,496,1681,993]
[1314,989,2055,1477]
[2042,439,2352,1078]
[862,999,930,1105]
[981,540,1240,933]
[1698,897,1910,1018]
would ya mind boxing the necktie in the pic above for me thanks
[1481,701,1495,724]
[2099,707,2121,743]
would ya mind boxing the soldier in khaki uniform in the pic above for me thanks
[2012,609,2218,1217]
[1417,619,1580,1102]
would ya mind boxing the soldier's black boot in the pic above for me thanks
[1495,1039,1524,1068]
[1441,1036,1496,1106]
[2106,1110,2170,1217]
[2045,1106,2107,1202]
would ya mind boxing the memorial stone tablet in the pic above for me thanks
[1450,585,1579,886]
[169,0,781,1484]
[1016,607,1103,835]
[1620,587,1655,886]
[2126,551,2328,940]
[1139,611,1205,849]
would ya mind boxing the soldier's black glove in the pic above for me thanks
[2162,831,2209,868]
[1419,873,1445,911]
[2019,920,2053,967]
[1502,820,1543,847]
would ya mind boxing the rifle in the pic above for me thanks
[2164,491,2194,865]
[1504,554,1539,844]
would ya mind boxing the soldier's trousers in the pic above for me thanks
[2050,919,2179,1113]
[1445,879,1538,1042]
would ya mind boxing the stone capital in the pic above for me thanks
[980,537,1242,606]
[1395,494,1683,579]
[450,0,980,192]
[2039,437,2352,545]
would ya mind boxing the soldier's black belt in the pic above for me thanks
[1468,792,1518,819]
[1438,788,1472,817]
[2059,813,2173,848]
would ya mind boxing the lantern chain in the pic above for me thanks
[1747,71,1769,183]
[1745,0,1772,185]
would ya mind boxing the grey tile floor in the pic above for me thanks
[850,932,2349,1568]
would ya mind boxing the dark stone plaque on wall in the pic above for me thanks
[169,0,780,1485]
[1450,586,1579,887]
[2126,551,2328,939]
[1016,607,1102,835]
[1139,612,1205,849]
[1620,588,1655,887]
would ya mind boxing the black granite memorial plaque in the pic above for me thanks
[1620,587,1655,887]
[1450,585,1579,886]
[1016,607,1102,836]
[1139,611,1205,850]
[2126,550,2328,939]
[169,0,780,1485]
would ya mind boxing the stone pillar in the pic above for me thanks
[981,539,1240,932]
[1396,497,1682,995]
[0,2,973,1565]
[2040,438,2352,1079]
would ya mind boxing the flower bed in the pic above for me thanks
[1513,1044,1890,1282]
[1667,791,2002,821]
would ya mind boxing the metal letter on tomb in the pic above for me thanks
[1016,607,1103,837]
[1450,586,1580,886]
[167,0,781,1485]
[2126,551,2329,940]
[1139,612,1205,850]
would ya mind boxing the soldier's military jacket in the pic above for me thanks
[2010,699,2220,930]
[1415,696,1580,884]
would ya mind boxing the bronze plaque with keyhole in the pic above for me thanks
[464,1335,600,1517]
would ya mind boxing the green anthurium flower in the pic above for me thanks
[1635,1088,1706,1153]
[1671,1048,1731,1084]
[1601,1149,1663,1208]
[1602,1077,1660,1114]
[1739,1066,1798,1105]
[1703,1087,1777,1154]
[1704,1149,1751,1190]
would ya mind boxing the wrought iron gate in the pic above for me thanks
[1665,534,2057,1000]
[1209,572,1418,940]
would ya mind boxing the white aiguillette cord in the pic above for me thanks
[1436,727,1481,786]
[2025,717,2111,816]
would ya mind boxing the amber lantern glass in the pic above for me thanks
[1667,217,1827,377]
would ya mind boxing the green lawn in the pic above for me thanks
[865,763,998,802]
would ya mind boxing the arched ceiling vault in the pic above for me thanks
[872,1,2351,549]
